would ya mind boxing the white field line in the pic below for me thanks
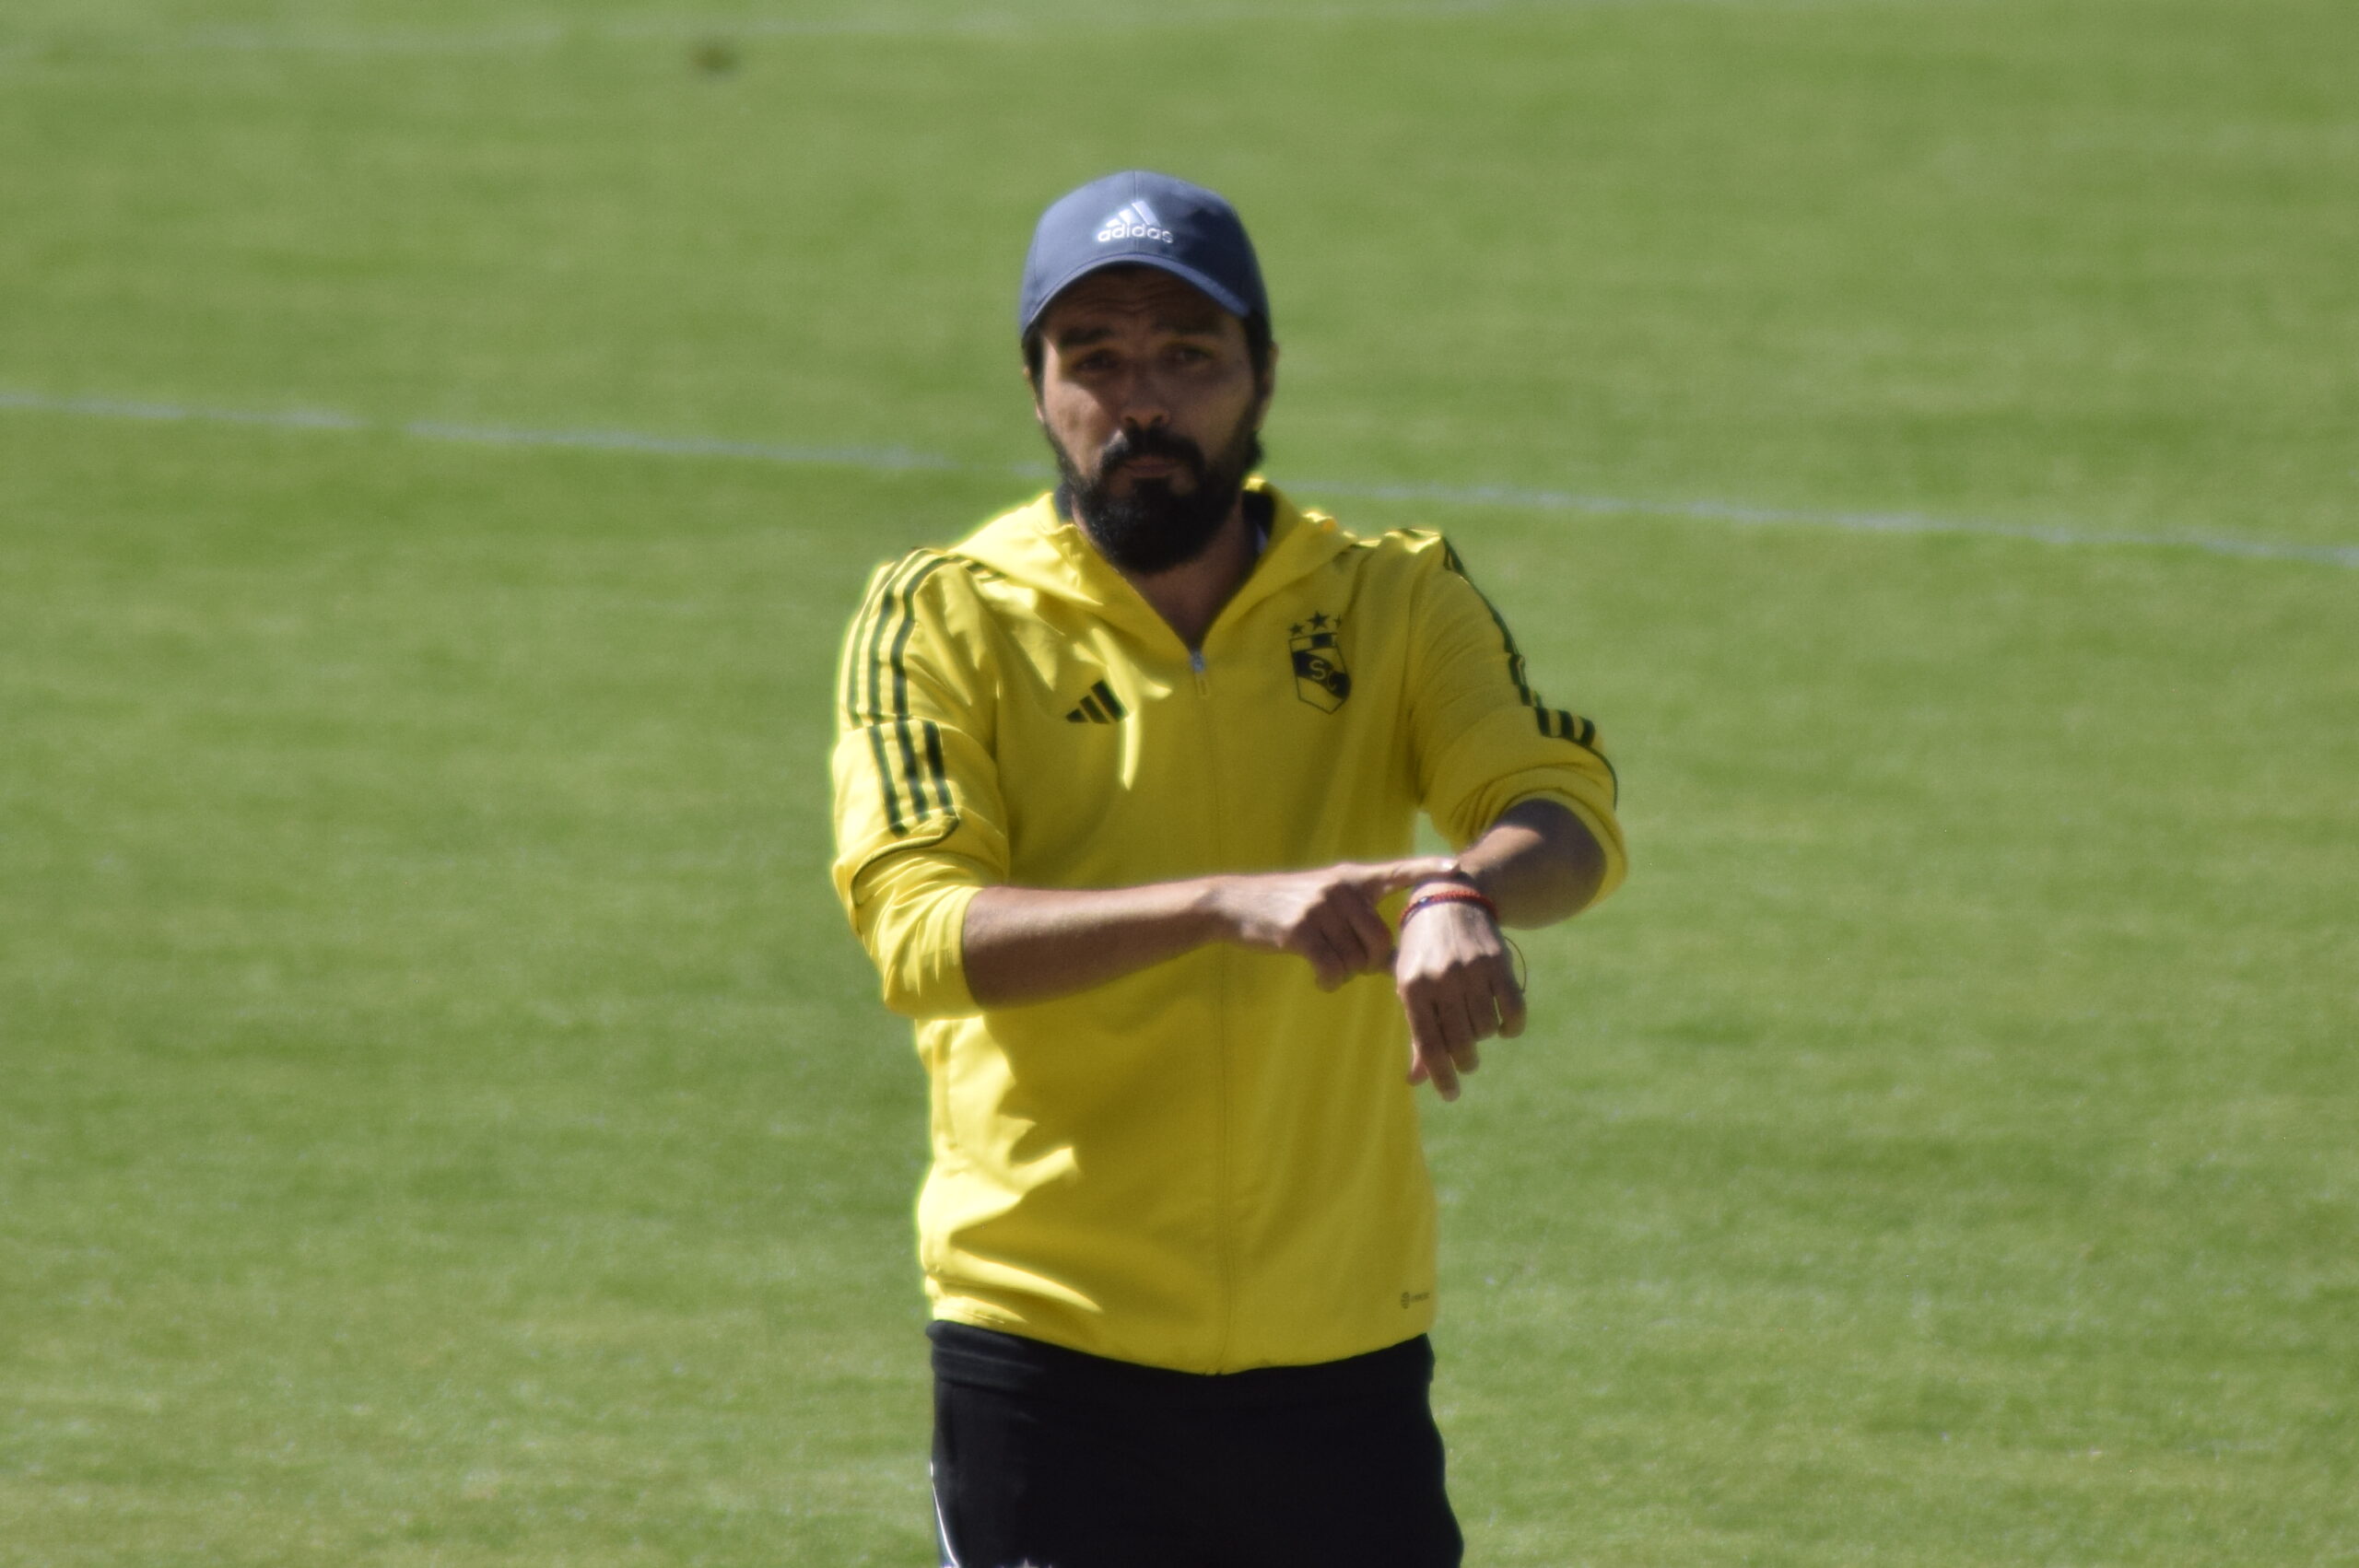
[1288,475,2359,567]
[3,388,2353,569]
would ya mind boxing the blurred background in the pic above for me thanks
[2,2,2353,1562]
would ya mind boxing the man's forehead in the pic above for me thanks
[1041,267,1238,339]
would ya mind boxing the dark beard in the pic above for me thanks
[1050,420,1264,576]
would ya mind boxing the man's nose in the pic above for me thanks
[1109,367,1171,429]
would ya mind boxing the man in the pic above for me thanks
[829,170,1625,1568]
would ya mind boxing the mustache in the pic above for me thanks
[1097,427,1209,479]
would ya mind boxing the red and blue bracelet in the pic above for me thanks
[1399,883,1498,926]
[1399,883,1527,989]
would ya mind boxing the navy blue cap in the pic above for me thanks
[1018,170,1270,339]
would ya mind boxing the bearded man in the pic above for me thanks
[829,170,1626,1568]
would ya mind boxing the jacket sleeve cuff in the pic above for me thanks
[1502,789,1628,908]
[861,879,986,1020]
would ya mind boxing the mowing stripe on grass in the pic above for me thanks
[5,387,2354,570]
[0,2,2002,68]
[0,3,1727,66]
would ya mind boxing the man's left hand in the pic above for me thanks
[1393,898,1525,1102]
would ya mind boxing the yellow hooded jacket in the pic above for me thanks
[830,481,1625,1374]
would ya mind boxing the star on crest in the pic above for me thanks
[1307,611,1332,630]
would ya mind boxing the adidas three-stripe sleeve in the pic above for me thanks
[1409,543,1627,894]
[831,552,1010,1019]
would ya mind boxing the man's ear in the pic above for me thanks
[1024,358,1046,422]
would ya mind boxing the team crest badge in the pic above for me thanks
[1289,613,1351,713]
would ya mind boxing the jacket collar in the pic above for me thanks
[955,477,1355,653]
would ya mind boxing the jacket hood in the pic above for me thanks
[951,477,1359,649]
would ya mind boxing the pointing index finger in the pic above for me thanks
[1368,856,1461,897]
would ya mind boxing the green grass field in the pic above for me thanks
[3,1,2353,1562]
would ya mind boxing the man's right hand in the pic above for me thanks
[1203,859,1458,991]
[964,857,1453,1012]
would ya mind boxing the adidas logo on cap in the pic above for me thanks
[1095,198,1174,245]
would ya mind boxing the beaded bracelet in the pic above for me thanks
[1400,884,1499,925]
[1400,884,1527,989]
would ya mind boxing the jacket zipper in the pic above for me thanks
[1189,640,1235,1364]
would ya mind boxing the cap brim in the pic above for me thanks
[1019,253,1254,338]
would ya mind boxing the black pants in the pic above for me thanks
[928,1322,1463,1568]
